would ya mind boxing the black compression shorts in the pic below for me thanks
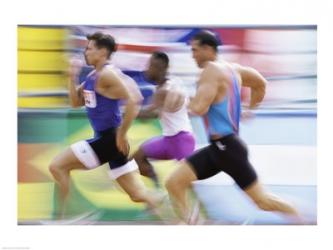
[186,134,257,189]
[87,127,128,169]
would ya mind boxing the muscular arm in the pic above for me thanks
[97,70,140,135]
[118,71,144,105]
[138,105,159,119]
[119,73,155,119]
[137,94,161,119]
[137,87,167,118]
[188,67,218,116]
[235,64,267,109]
[138,83,186,118]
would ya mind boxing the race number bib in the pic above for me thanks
[83,90,97,108]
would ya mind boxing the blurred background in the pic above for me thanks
[17,25,316,224]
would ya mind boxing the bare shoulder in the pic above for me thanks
[95,66,131,99]
[199,62,221,84]
[99,66,118,80]
[98,66,122,87]
[203,61,220,74]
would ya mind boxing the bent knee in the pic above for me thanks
[165,175,177,190]
[49,160,68,177]
[128,189,146,203]
[49,161,60,175]
[165,176,187,193]
[165,163,194,191]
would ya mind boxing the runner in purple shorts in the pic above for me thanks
[132,52,195,188]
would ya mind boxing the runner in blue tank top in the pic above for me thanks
[49,32,164,219]
[165,30,301,224]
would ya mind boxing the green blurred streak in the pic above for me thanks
[18,108,89,143]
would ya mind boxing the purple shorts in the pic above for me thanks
[141,131,195,161]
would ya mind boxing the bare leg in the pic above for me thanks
[116,170,163,208]
[165,161,197,223]
[166,162,301,224]
[132,147,160,188]
[244,180,302,222]
[49,147,87,218]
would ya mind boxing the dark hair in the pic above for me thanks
[86,32,117,58]
[192,30,219,52]
[151,51,169,67]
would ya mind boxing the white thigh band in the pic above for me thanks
[108,160,139,180]
[70,140,100,169]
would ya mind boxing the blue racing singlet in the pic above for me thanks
[205,69,241,137]
[82,66,122,132]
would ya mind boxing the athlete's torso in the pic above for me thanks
[130,72,192,136]
[158,78,193,136]
[83,65,122,132]
[203,63,242,137]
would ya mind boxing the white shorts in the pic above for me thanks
[70,140,138,179]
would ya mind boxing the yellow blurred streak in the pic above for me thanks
[84,189,145,209]
[28,126,91,179]
[72,167,145,209]
[18,50,68,72]
[18,182,54,220]
[17,26,69,108]
[127,120,161,152]
[18,26,69,50]
[68,155,176,210]
[18,73,68,91]
[17,162,174,220]
[18,96,68,108]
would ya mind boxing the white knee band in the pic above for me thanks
[108,160,139,180]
